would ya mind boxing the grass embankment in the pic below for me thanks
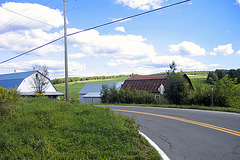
[0,97,161,159]
[55,77,129,99]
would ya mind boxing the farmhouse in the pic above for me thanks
[78,82,123,103]
[0,71,64,98]
[121,74,193,98]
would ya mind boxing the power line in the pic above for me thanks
[0,0,190,65]
[0,6,56,28]
[0,1,62,31]
[70,36,120,74]
[67,0,103,13]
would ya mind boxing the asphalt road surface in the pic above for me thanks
[96,105,240,160]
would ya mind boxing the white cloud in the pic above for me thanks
[108,55,218,75]
[0,2,63,32]
[208,43,234,56]
[116,0,164,10]
[69,53,86,58]
[115,26,126,32]
[68,28,157,59]
[0,2,64,56]
[0,29,63,55]
[169,41,206,56]
[237,0,240,5]
[236,50,240,55]
[0,60,86,78]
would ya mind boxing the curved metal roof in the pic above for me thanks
[0,71,35,90]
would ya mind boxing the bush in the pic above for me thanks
[189,75,240,108]
[0,87,19,115]
[165,72,188,105]
[100,85,156,104]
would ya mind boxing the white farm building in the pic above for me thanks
[78,82,123,103]
[0,71,64,98]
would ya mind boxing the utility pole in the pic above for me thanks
[63,0,69,101]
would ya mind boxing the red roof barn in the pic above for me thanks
[121,74,193,94]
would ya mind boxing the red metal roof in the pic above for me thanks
[121,75,167,93]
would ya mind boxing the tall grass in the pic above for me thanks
[0,97,161,159]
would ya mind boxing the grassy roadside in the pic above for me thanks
[0,97,161,159]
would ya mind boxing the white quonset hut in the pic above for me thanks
[78,82,123,103]
[0,71,64,98]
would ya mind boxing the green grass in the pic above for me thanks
[55,77,129,99]
[187,74,209,89]
[0,97,161,159]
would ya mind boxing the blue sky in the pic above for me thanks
[0,0,239,78]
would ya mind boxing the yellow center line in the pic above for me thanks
[112,109,240,137]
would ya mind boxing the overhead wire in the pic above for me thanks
[67,0,103,13]
[70,36,120,74]
[0,0,190,65]
[0,0,60,31]
[0,6,56,28]
[1,3,63,44]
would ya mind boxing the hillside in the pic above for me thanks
[0,97,161,159]
[54,72,210,100]
[55,77,129,99]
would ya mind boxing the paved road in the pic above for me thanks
[96,105,240,160]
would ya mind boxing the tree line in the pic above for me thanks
[207,69,240,84]
[51,75,132,84]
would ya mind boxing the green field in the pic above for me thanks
[55,73,210,100]
[0,97,161,159]
[187,74,209,89]
[55,77,129,99]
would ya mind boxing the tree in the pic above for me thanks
[31,65,50,93]
[165,62,189,105]
[165,72,187,104]
[100,84,109,103]
[169,61,177,73]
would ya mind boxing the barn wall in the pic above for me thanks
[18,73,56,93]
[82,97,101,103]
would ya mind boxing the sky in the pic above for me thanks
[0,0,240,79]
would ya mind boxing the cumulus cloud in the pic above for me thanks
[115,26,126,32]
[0,2,63,32]
[236,50,240,55]
[108,55,218,75]
[69,53,86,58]
[116,0,164,10]
[208,43,234,56]
[237,0,240,5]
[67,29,216,75]
[0,2,64,56]
[169,41,206,56]
[151,55,218,70]
[0,29,63,55]
[0,60,86,78]
[68,28,157,59]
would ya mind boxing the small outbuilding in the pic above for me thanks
[78,82,123,103]
[0,71,64,98]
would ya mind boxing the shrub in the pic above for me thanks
[100,85,156,104]
[189,75,240,108]
[165,72,188,105]
[0,87,19,115]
